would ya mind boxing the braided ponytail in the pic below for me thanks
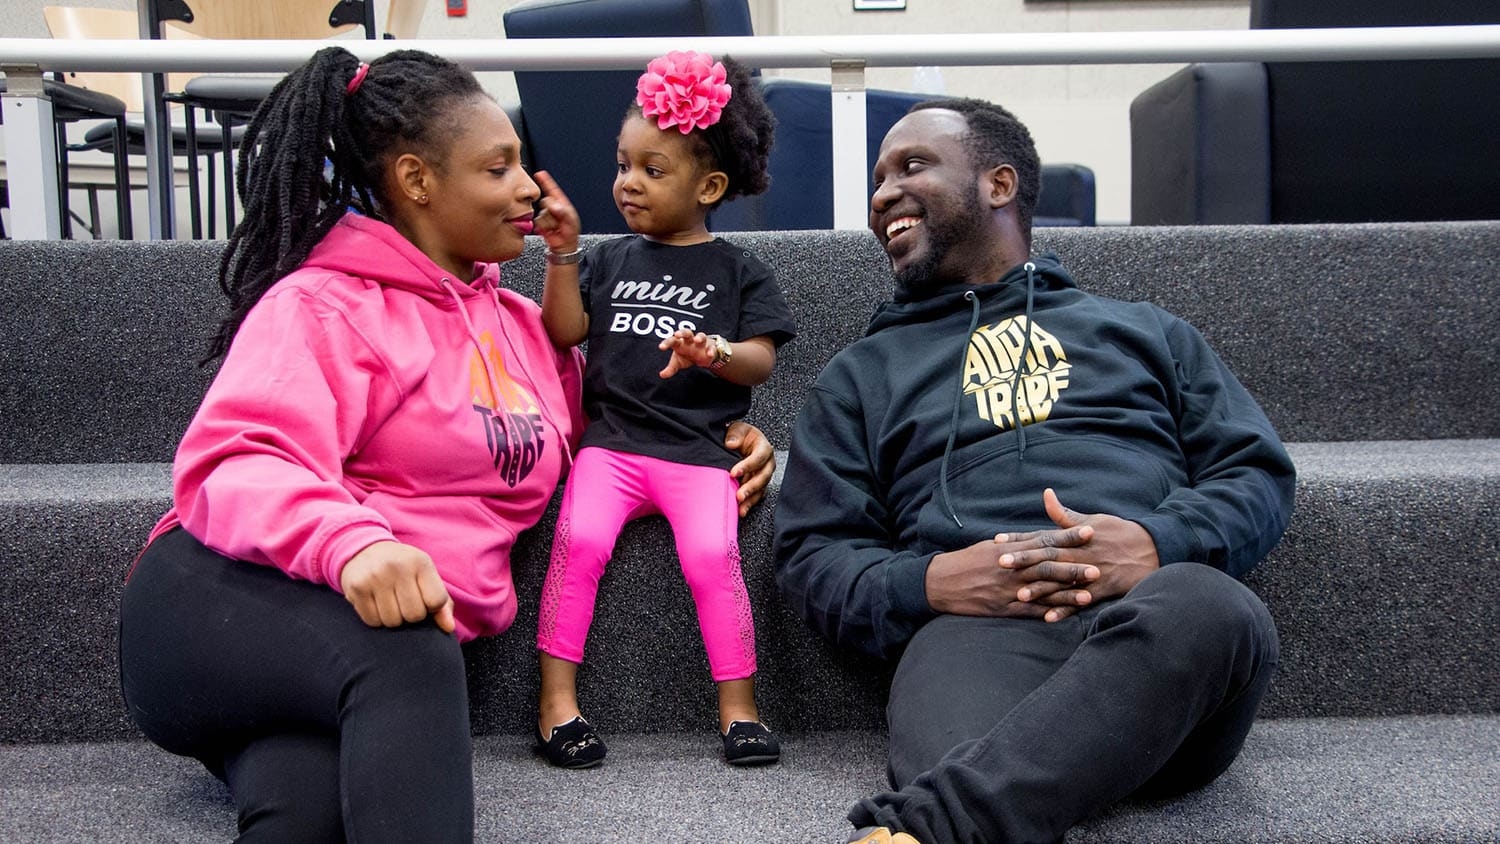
[205,47,487,362]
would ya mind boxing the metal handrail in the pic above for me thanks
[4,25,1500,70]
[5,25,1500,237]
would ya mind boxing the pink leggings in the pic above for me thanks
[536,446,756,682]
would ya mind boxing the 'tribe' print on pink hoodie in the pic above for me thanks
[148,213,586,642]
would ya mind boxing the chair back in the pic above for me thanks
[384,0,428,39]
[42,5,199,113]
[155,0,374,40]
[1035,163,1097,228]
[1249,0,1500,222]
[709,77,928,232]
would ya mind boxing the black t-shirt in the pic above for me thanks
[577,236,796,470]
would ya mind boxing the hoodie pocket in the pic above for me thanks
[914,434,1178,552]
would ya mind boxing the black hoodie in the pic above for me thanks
[773,253,1295,660]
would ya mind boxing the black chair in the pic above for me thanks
[1036,163,1096,228]
[161,77,272,238]
[0,76,132,239]
[1130,0,1500,224]
[42,2,231,239]
[71,114,242,240]
[712,78,1098,231]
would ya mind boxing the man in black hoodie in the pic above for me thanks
[774,99,1295,844]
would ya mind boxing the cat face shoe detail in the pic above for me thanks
[536,715,607,769]
[721,720,780,766]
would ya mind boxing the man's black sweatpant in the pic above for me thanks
[853,563,1279,844]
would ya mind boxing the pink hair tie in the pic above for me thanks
[346,63,370,96]
[635,50,731,134]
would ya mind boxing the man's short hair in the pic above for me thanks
[910,98,1041,235]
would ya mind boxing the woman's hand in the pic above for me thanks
[532,170,581,255]
[724,421,775,517]
[340,540,455,633]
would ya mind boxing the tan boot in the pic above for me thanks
[848,827,923,844]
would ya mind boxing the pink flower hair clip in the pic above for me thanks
[635,50,732,135]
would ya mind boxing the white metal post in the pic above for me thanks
[830,58,868,231]
[139,72,173,239]
[1,66,62,240]
[137,6,173,239]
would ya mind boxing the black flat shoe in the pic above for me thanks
[536,716,606,769]
[721,720,780,766]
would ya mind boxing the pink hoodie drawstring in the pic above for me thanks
[444,275,577,473]
[482,275,577,473]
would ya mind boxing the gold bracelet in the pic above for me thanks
[707,334,733,371]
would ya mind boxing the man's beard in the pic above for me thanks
[891,189,986,300]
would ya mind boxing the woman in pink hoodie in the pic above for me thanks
[116,47,773,842]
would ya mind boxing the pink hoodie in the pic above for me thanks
[147,213,586,642]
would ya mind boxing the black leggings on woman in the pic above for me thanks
[119,528,474,843]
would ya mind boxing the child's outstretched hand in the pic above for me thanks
[532,170,581,255]
[658,328,716,378]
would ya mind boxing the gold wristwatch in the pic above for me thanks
[707,334,733,371]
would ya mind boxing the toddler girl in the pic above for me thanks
[534,51,793,768]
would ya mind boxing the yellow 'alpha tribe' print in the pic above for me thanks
[962,316,1071,431]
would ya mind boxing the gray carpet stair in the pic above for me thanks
[2,223,1496,841]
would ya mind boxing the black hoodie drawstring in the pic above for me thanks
[937,262,1039,528]
[938,290,983,528]
[1010,262,1038,461]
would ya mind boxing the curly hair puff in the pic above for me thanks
[626,55,775,208]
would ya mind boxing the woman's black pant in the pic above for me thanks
[119,528,474,843]
[854,563,1279,844]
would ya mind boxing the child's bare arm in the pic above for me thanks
[533,170,588,347]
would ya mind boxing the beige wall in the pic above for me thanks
[4,0,1250,226]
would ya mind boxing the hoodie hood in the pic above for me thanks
[303,212,501,304]
[151,211,586,643]
[866,252,1077,336]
